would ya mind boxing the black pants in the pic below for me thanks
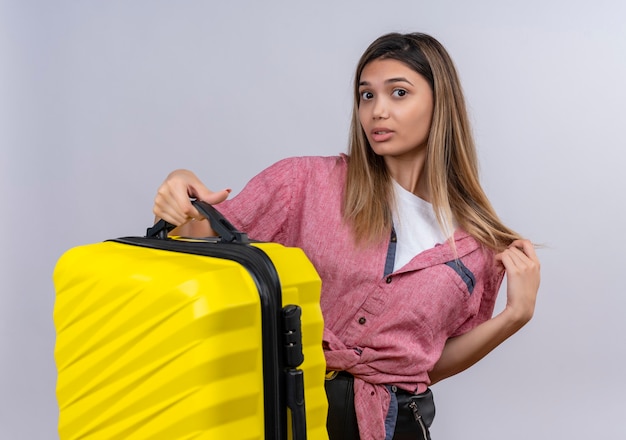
[325,372,435,440]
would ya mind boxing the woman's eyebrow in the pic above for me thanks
[386,77,414,86]
[358,77,414,87]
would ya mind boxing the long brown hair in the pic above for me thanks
[343,32,521,251]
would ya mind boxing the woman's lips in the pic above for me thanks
[370,129,394,142]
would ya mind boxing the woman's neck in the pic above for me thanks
[384,154,430,202]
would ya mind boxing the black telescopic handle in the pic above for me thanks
[285,369,307,440]
[146,200,249,244]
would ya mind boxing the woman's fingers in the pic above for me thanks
[495,239,541,324]
[495,240,540,272]
[153,169,231,226]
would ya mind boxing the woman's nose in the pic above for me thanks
[372,97,389,119]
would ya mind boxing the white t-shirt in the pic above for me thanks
[392,179,447,271]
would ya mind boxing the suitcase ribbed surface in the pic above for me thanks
[53,241,328,440]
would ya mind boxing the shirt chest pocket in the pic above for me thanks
[443,259,476,296]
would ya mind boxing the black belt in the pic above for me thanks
[326,370,416,395]
[325,369,354,381]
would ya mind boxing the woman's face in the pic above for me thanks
[358,58,434,165]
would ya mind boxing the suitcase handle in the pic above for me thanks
[192,200,249,243]
[146,200,249,244]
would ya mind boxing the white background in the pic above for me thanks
[2,1,626,438]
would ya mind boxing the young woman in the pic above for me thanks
[153,32,540,440]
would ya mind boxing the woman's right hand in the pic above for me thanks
[153,169,231,234]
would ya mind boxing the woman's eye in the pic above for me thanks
[393,89,407,97]
[360,91,374,101]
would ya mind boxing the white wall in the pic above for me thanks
[2,0,625,438]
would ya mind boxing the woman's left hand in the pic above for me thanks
[495,239,541,326]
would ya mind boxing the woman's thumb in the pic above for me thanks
[195,187,232,206]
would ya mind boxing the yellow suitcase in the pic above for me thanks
[53,201,328,439]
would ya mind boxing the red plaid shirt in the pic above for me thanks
[218,155,504,439]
